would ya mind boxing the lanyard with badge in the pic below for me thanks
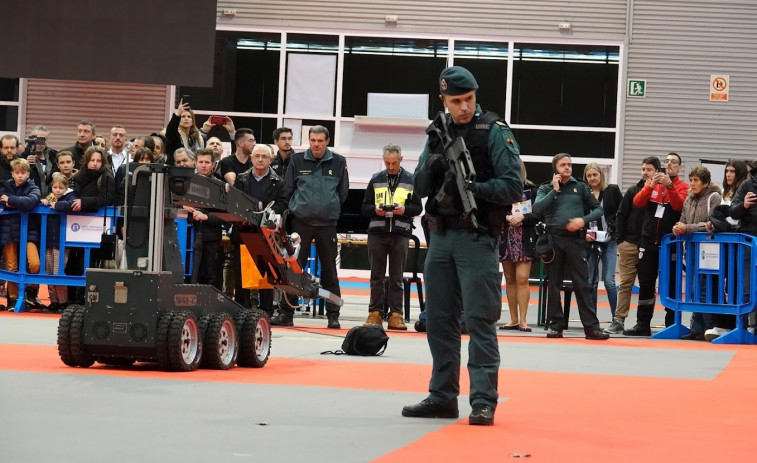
[655,183,666,218]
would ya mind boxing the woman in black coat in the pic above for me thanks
[583,162,622,319]
[72,146,115,211]
[68,146,115,280]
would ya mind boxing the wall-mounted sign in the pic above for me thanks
[710,74,729,102]
[627,79,646,98]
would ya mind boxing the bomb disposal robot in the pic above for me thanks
[57,164,341,371]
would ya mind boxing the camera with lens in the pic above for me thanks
[25,135,47,153]
[25,135,46,146]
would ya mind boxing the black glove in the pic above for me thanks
[425,153,448,179]
[442,170,457,195]
[464,181,478,194]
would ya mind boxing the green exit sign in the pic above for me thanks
[627,79,646,98]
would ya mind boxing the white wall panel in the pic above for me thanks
[217,1,628,39]
[621,0,757,189]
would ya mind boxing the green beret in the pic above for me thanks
[439,66,479,96]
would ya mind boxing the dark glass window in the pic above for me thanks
[525,161,588,186]
[0,105,18,132]
[512,129,615,159]
[342,37,448,118]
[453,41,508,117]
[511,44,619,127]
[0,78,19,101]
[178,32,281,113]
[227,117,279,146]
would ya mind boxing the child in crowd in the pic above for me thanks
[0,158,41,311]
[55,150,77,184]
[40,173,79,312]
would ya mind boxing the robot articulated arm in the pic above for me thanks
[171,171,341,306]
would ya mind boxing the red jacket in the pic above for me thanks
[633,175,690,246]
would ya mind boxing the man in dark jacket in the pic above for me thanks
[274,125,349,329]
[270,127,294,177]
[234,144,288,314]
[65,120,97,169]
[0,134,20,182]
[188,149,228,290]
[624,152,689,336]
[361,144,422,330]
[605,156,660,334]
[21,125,57,198]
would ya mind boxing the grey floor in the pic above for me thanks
[0,289,730,463]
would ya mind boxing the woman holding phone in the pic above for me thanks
[165,96,204,166]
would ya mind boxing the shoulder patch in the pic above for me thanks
[496,121,507,126]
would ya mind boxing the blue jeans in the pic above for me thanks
[587,240,618,318]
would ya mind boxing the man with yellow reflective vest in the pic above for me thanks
[361,144,423,330]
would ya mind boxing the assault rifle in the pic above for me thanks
[428,111,481,231]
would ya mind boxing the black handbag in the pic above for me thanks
[321,325,389,356]
[342,325,389,356]
[99,205,117,262]
[534,222,555,263]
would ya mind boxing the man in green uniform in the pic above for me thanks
[532,153,610,340]
[401,66,522,426]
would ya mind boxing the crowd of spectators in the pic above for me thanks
[0,109,318,318]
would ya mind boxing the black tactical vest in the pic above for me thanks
[426,111,507,235]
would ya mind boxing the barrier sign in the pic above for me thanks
[698,242,720,270]
[66,215,112,243]
[710,74,729,101]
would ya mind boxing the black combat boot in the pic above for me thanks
[623,323,652,336]
[327,312,340,329]
[270,311,294,327]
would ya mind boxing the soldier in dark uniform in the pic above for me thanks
[532,153,610,341]
[401,66,522,426]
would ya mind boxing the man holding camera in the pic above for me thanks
[361,144,422,330]
[22,125,57,198]
[623,152,689,336]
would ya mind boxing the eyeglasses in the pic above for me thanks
[665,159,679,164]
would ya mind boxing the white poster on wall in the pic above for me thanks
[66,215,111,243]
[285,53,336,116]
[367,93,428,118]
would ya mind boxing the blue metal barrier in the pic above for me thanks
[656,232,757,344]
[0,206,192,312]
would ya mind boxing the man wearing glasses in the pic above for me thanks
[235,144,288,316]
[624,152,690,336]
